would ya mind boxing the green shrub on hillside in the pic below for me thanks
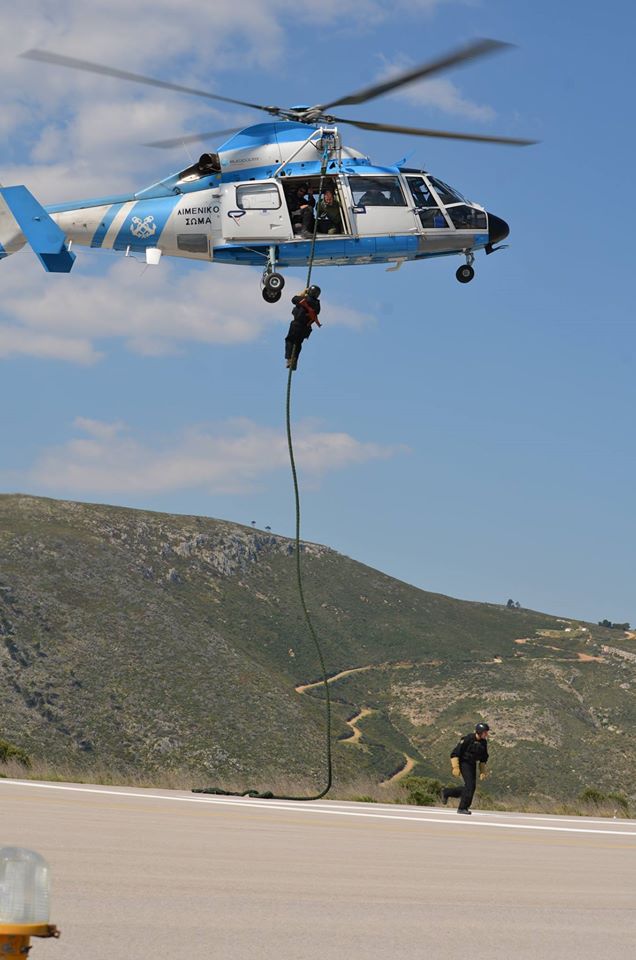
[607,791,630,812]
[578,786,630,813]
[579,787,606,805]
[400,775,443,806]
[0,738,31,767]
[473,791,499,810]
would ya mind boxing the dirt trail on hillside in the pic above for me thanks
[295,659,425,694]
[381,754,416,785]
[295,662,420,776]
[295,664,373,694]
[341,708,376,745]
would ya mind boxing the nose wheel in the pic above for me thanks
[456,264,475,283]
[456,250,475,283]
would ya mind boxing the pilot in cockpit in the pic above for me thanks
[358,188,390,206]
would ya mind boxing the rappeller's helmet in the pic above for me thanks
[307,285,321,298]
[475,722,490,734]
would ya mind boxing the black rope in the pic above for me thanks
[193,361,333,801]
[193,157,333,801]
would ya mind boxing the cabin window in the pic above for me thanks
[236,183,281,210]
[348,176,407,207]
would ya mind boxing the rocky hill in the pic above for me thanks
[1,494,634,800]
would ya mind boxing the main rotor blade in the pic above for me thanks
[21,49,274,113]
[330,115,537,146]
[320,38,512,111]
[145,127,244,149]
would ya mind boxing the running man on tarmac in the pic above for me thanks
[284,285,322,370]
[441,722,491,815]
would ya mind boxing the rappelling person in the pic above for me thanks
[285,286,322,370]
[441,722,491,815]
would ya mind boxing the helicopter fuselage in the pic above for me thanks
[0,122,509,289]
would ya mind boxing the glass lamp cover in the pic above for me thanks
[0,848,50,924]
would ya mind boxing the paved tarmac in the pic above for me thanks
[0,779,634,959]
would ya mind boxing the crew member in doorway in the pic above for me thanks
[285,286,322,370]
[441,722,490,815]
[316,188,342,234]
[287,181,315,238]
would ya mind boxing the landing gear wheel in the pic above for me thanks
[264,272,285,293]
[262,287,282,303]
[456,264,475,284]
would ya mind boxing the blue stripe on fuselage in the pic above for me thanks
[0,241,6,260]
[214,235,420,267]
[90,204,121,248]
[112,196,181,251]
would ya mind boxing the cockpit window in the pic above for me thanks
[405,176,448,229]
[445,205,487,230]
[428,177,466,204]
[408,178,434,206]
[348,176,407,207]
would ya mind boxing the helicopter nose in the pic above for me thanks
[487,212,509,245]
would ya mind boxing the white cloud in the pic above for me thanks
[73,417,126,440]
[402,77,496,122]
[0,324,99,364]
[0,257,373,362]
[26,417,406,495]
[0,1,464,181]
[376,54,496,122]
[276,0,452,27]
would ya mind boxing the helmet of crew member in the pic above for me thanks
[475,722,490,733]
[307,285,321,298]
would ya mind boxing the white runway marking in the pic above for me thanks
[2,779,635,837]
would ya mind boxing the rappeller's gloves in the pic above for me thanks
[451,757,461,778]
[479,762,489,781]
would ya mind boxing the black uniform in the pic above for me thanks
[287,188,315,236]
[444,733,489,812]
[285,293,321,368]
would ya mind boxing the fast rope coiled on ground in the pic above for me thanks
[193,157,333,801]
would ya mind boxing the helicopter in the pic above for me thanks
[0,39,535,303]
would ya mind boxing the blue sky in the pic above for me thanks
[1,0,634,625]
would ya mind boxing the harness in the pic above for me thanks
[297,298,321,328]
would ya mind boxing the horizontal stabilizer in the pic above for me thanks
[0,185,76,272]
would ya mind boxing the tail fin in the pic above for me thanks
[0,185,75,272]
